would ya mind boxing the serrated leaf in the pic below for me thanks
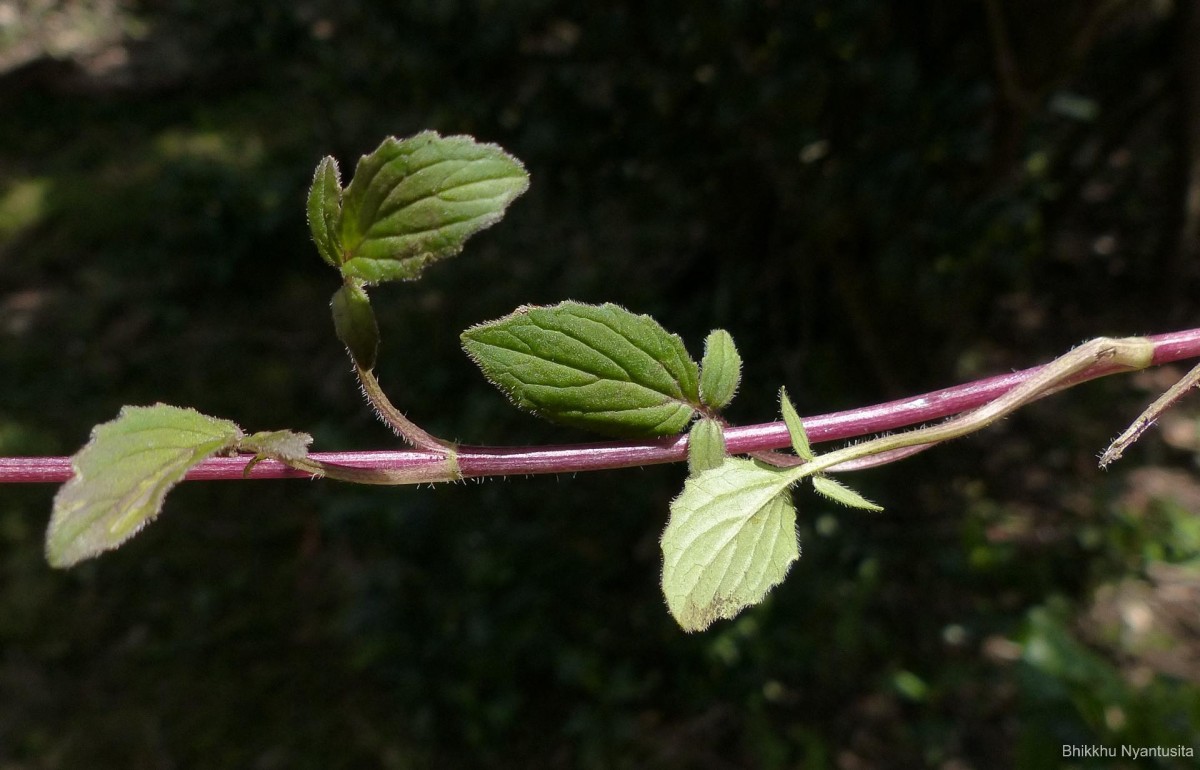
[331,280,380,370]
[811,475,883,512]
[461,301,701,437]
[46,405,243,568]
[687,418,727,475]
[338,131,529,284]
[661,458,800,632]
[698,329,741,410]
[779,386,814,461]
[307,155,343,267]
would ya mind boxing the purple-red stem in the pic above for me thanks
[6,328,1200,485]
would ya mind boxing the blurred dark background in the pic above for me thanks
[2,1,1199,767]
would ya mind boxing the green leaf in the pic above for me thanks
[307,155,343,268]
[698,329,741,410]
[46,405,243,568]
[338,131,529,284]
[331,280,380,371]
[237,429,314,476]
[238,429,313,463]
[461,301,701,437]
[661,458,800,632]
[687,417,727,475]
[811,475,883,512]
[779,386,814,461]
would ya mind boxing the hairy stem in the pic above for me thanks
[4,330,1200,485]
[281,454,461,485]
[788,337,1155,481]
[1101,360,1200,467]
[356,365,457,454]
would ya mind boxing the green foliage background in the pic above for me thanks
[2,1,1199,767]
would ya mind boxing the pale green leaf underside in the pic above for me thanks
[46,404,243,568]
[338,131,529,284]
[661,458,800,632]
[812,475,883,512]
[698,329,741,410]
[461,301,701,437]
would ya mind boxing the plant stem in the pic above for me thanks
[1100,359,1200,467]
[4,329,1200,485]
[356,365,458,455]
[281,454,461,485]
[785,336,1155,482]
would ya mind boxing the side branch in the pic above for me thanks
[789,337,1153,480]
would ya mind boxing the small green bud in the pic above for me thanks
[331,280,380,371]
[699,329,742,410]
